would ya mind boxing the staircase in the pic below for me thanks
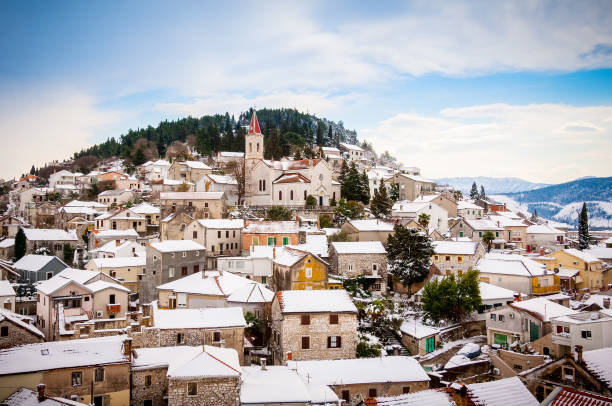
[381,330,411,356]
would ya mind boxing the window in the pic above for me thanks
[457,256,463,264]
[218,231,222,238]
[233,231,236,238]
[479,232,482,237]
[330,314,339,324]
[368,388,377,398]
[301,315,310,325]
[582,330,592,339]
[372,263,378,272]
[434,255,439,261]
[95,368,104,382]
[301,336,310,349]
[192,231,197,239]
[305,268,312,278]
[195,250,199,256]
[168,266,175,278]
[328,336,342,348]
[46,271,53,280]
[402,386,410,394]
[491,314,497,321]
[188,382,197,396]
[348,264,354,272]
[342,390,350,402]
[496,232,499,237]
[262,180,266,191]
[290,190,294,200]
[213,331,221,342]
[177,333,184,344]
[372,283,381,291]
[279,191,282,200]
[563,366,575,381]
[252,237,259,245]
[72,371,82,387]
[109,294,116,304]
[304,190,307,200]
[499,315,505,322]
[0,326,7,336]
[268,237,274,246]
[144,375,152,386]
[182,251,187,257]
[181,267,187,276]
[445,256,451,263]
[193,265,199,273]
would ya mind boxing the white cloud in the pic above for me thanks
[0,86,121,180]
[361,103,612,183]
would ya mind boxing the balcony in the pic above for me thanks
[532,285,561,295]
[107,304,121,313]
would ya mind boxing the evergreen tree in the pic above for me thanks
[63,244,75,266]
[327,124,333,146]
[579,202,590,250]
[15,228,26,260]
[530,209,538,222]
[470,182,479,199]
[482,231,495,252]
[293,149,302,160]
[480,185,486,200]
[385,224,435,294]
[453,190,463,201]
[418,213,431,229]
[422,269,482,323]
[29,165,35,175]
[389,183,399,202]
[132,148,146,166]
[370,178,392,218]
[315,121,325,146]
[360,171,370,205]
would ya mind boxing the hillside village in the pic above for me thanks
[0,109,611,406]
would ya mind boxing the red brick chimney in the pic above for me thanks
[287,351,292,361]
[123,337,133,360]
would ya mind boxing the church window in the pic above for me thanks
[249,143,252,153]
[279,191,282,200]
[257,143,260,152]
[290,190,294,200]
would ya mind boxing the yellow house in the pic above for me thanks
[550,249,604,290]
[85,257,146,293]
[272,247,328,291]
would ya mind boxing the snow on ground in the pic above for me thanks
[418,335,486,363]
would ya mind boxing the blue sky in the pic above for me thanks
[1,1,612,183]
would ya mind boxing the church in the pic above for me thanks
[244,111,340,207]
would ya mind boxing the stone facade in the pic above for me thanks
[329,251,387,293]
[0,319,43,349]
[131,367,168,406]
[337,381,430,406]
[168,377,240,406]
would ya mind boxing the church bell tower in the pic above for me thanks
[245,110,264,161]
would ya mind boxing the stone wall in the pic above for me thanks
[0,319,43,349]
[131,367,168,406]
[330,252,387,293]
[497,349,547,374]
[168,376,240,406]
[333,380,429,406]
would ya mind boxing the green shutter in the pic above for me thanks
[283,236,289,245]
[425,336,435,353]
[494,333,508,346]
[267,237,273,246]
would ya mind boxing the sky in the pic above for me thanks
[1,0,612,183]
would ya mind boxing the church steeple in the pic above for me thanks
[248,110,261,134]
[245,109,264,161]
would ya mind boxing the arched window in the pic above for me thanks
[304,190,307,200]
[249,143,252,152]
[290,190,294,200]
[257,143,260,152]
[279,191,282,200]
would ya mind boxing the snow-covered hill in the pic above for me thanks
[435,177,550,194]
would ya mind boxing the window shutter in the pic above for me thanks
[327,336,331,348]
[337,336,342,348]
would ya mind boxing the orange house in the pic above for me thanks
[96,171,128,182]
[242,221,300,252]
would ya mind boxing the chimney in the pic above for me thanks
[123,337,133,359]
[37,384,45,402]
[603,297,610,309]
[575,345,583,363]
[260,358,267,370]
[287,351,292,361]
[116,239,121,246]
[540,248,545,256]
[273,247,276,260]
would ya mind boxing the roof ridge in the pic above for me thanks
[203,346,241,375]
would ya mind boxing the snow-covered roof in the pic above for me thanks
[476,253,547,277]
[195,219,244,229]
[90,256,146,269]
[433,241,480,255]
[207,174,238,185]
[243,221,299,234]
[160,178,194,186]
[0,309,44,338]
[36,268,113,295]
[462,218,504,231]
[178,160,211,170]
[160,191,224,200]
[90,239,143,255]
[98,189,132,196]
[151,303,246,329]
[85,280,130,293]
[23,228,77,241]
[372,390,454,406]
[13,254,66,272]
[346,219,395,232]
[288,357,430,386]
[241,366,311,404]
[331,241,386,254]
[389,172,435,184]
[149,240,205,253]
[93,229,139,239]
[130,202,160,215]
[59,206,100,215]
[392,201,430,213]
[273,247,312,267]
[168,345,240,379]
[582,346,612,388]
[0,280,15,297]
[526,224,564,234]
[0,238,14,249]
[458,201,482,210]
[510,297,577,322]
[277,290,357,314]
[400,319,440,339]
[286,234,329,258]
[218,151,244,158]
[339,142,363,151]
[562,248,602,263]
[2,387,87,406]
[0,335,129,375]
[227,283,274,304]
[584,247,612,260]
[479,281,516,301]
[488,215,527,228]
[466,376,538,406]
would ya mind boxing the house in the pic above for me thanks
[0,308,44,348]
[155,270,273,318]
[131,345,241,406]
[459,376,539,406]
[85,256,146,293]
[272,247,329,291]
[0,281,15,313]
[413,193,458,218]
[385,172,436,201]
[550,310,612,357]
[0,335,131,404]
[540,387,612,406]
[2,386,88,406]
[526,224,566,253]
[400,319,440,356]
[520,346,612,400]
[22,228,78,258]
[159,212,194,241]
[488,215,528,250]
[217,253,273,285]
[97,189,134,206]
[130,202,161,227]
[215,151,244,168]
[88,229,139,251]
[0,238,13,260]
[0,215,30,237]
[183,219,244,269]
[151,178,195,193]
[339,142,365,162]
[485,297,577,353]
[457,200,484,219]
[476,253,560,296]
[36,268,128,340]
[140,240,207,303]
[58,205,102,228]
[432,240,486,276]
[288,357,430,406]
[329,241,387,294]
[241,364,340,405]
[195,174,239,206]
[475,197,508,214]
[48,170,82,188]
[140,159,172,181]
[159,191,226,220]
[340,219,396,243]
[550,249,604,291]
[28,201,59,228]
[449,218,505,248]
[364,390,454,406]
[140,303,246,365]
[270,290,358,364]
[13,254,68,283]
[242,221,300,252]
[89,238,145,259]
[391,201,449,233]
[167,160,212,184]
[94,208,147,234]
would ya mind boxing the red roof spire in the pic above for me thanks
[248,110,261,134]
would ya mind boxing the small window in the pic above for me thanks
[368,388,377,398]
[445,256,451,262]
[330,314,339,324]
[582,330,592,339]
[0,326,8,336]
[301,336,310,349]
[342,390,350,402]
[563,366,575,381]
[301,315,310,325]
[457,256,463,263]
[434,255,439,261]
[328,336,342,348]
[499,315,505,322]
[372,263,378,272]
[95,367,104,382]
[188,382,197,396]
[213,331,221,342]
[182,251,187,257]
[177,333,184,344]
[305,268,312,278]
[192,231,197,239]
[144,375,152,386]
[402,386,410,394]
[72,371,82,387]
[491,314,496,321]
[283,236,289,245]
[168,266,175,278]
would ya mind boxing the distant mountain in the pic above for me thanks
[435,177,551,194]
[492,176,612,230]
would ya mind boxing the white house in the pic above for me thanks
[391,201,448,233]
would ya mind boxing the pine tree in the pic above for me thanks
[579,202,590,250]
[371,178,392,218]
[315,121,325,146]
[470,182,479,200]
[15,228,26,260]
[29,165,35,175]
[327,124,333,146]
[479,185,486,200]
[360,171,370,205]
[530,209,538,222]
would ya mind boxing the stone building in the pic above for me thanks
[94,208,148,234]
[270,290,358,364]
[183,219,244,269]
[329,241,387,294]
[272,247,329,291]
[195,174,239,207]
[385,172,436,201]
[0,308,44,349]
[159,212,194,241]
[140,240,206,303]
[167,160,212,184]
[97,189,135,206]
[449,218,505,248]
[340,219,396,243]
[159,191,225,220]
[431,240,486,276]
[131,345,241,406]
[22,228,78,258]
